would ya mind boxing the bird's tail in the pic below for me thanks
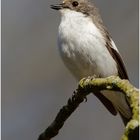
[95,90,132,125]
[119,111,131,126]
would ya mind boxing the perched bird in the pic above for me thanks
[51,0,132,125]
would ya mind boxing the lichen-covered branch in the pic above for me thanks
[79,76,139,140]
[38,76,139,140]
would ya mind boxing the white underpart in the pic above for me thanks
[57,9,131,119]
[58,9,118,79]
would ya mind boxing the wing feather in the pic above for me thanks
[105,33,129,79]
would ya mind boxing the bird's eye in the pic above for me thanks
[72,1,79,7]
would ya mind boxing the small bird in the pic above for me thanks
[51,0,132,125]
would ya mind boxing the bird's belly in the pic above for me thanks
[58,39,118,80]
[58,20,118,80]
[60,46,98,80]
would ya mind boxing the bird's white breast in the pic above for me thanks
[58,9,118,80]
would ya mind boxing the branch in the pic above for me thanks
[38,76,139,140]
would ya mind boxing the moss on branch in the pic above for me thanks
[38,76,139,140]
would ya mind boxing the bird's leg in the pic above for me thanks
[73,75,98,102]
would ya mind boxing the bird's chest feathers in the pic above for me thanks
[58,11,105,59]
[58,11,117,79]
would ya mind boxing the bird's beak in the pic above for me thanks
[50,4,63,10]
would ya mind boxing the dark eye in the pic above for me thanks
[72,1,79,7]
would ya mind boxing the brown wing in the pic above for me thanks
[110,48,129,80]
[105,33,129,80]
[94,30,129,116]
[94,92,117,115]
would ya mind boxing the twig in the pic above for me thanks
[38,84,89,140]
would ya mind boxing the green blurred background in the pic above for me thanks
[2,0,139,140]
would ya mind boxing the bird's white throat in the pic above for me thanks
[58,9,118,80]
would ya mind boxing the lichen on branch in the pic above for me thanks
[38,76,139,140]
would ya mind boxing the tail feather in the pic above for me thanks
[94,92,117,115]
[101,90,132,125]
[119,111,131,126]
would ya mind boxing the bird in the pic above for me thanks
[50,0,132,125]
